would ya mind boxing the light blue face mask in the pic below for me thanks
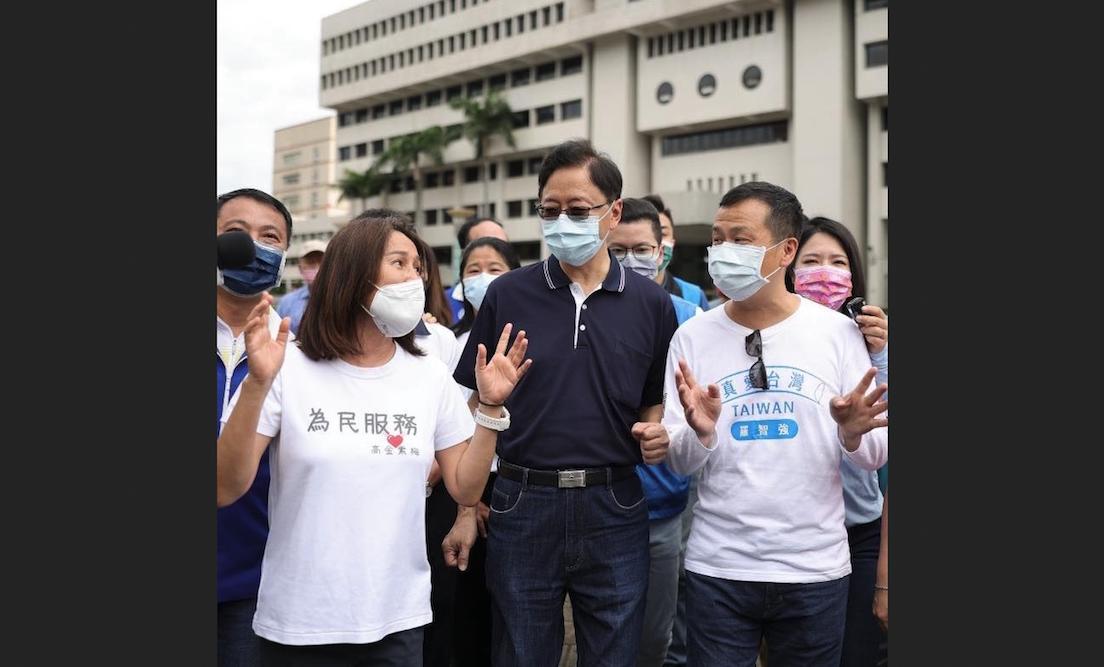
[542,204,614,267]
[459,272,499,310]
[707,239,787,301]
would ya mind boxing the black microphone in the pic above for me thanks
[217,231,256,269]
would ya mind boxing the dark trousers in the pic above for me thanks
[486,470,650,667]
[424,482,458,667]
[259,627,424,666]
[841,519,888,666]
[452,474,496,667]
[686,572,849,667]
[219,597,260,667]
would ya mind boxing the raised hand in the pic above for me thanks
[856,305,888,354]
[243,294,290,386]
[474,323,533,406]
[830,368,888,446]
[675,359,722,443]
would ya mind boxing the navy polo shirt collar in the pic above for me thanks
[542,251,626,293]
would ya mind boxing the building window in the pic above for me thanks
[512,110,530,128]
[511,68,530,86]
[426,90,442,107]
[657,82,674,104]
[881,106,889,131]
[489,163,498,180]
[442,169,455,186]
[562,55,583,75]
[505,18,513,37]
[464,165,482,183]
[766,9,774,32]
[530,10,538,30]
[698,74,717,97]
[517,15,525,34]
[372,104,385,118]
[283,152,301,165]
[372,139,385,155]
[426,172,440,188]
[446,85,462,101]
[754,12,762,34]
[677,31,685,51]
[865,41,888,67]
[542,7,551,26]
[556,3,564,22]
[535,105,555,125]
[865,0,889,9]
[355,143,368,158]
[647,38,654,58]
[528,156,543,175]
[356,108,368,123]
[482,26,489,43]
[507,200,523,218]
[882,162,888,187]
[489,73,507,91]
[407,95,422,111]
[507,160,525,178]
[426,209,439,225]
[742,15,751,37]
[535,62,556,81]
[339,112,352,127]
[467,79,484,97]
[742,65,762,89]
[660,121,789,156]
[709,24,717,44]
[339,146,351,161]
[449,36,455,53]
[389,100,404,115]
[561,99,582,120]
[687,27,695,49]
[459,33,466,50]
[494,22,500,40]
[283,173,300,185]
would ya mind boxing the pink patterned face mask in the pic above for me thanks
[794,265,852,310]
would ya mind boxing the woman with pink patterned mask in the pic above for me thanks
[785,215,890,667]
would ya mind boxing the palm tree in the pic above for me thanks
[335,168,389,213]
[449,90,516,218]
[374,125,455,227]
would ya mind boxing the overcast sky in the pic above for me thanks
[217,0,357,194]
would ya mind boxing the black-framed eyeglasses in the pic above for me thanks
[609,244,659,262]
[534,201,612,221]
[746,329,767,390]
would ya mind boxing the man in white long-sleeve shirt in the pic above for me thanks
[661,182,888,667]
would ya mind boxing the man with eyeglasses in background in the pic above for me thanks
[453,140,678,667]
[660,182,889,666]
[605,197,701,667]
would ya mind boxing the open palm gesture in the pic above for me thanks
[243,295,291,386]
[830,368,888,442]
[474,323,533,406]
[675,359,722,442]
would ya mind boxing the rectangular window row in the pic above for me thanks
[646,10,775,59]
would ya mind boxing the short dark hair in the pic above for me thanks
[456,216,505,248]
[718,182,803,242]
[452,237,522,337]
[641,194,674,225]
[217,188,293,238]
[618,198,662,244]
[537,139,622,202]
[297,209,424,361]
[784,217,868,307]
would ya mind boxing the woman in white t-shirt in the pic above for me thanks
[217,210,532,665]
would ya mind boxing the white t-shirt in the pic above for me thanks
[223,343,475,645]
[663,298,887,584]
[416,321,462,372]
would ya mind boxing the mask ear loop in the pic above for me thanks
[762,237,795,280]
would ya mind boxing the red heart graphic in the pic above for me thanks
[387,434,403,447]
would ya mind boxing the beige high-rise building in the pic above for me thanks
[318,0,888,302]
[272,117,349,291]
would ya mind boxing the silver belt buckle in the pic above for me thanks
[558,469,586,488]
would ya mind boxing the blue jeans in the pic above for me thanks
[218,598,260,667]
[637,515,683,667]
[841,519,888,666]
[486,470,650,667]
[686,572,849,667]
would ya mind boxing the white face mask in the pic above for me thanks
[616,252,659,281]
[707,240,787,301]
[542,206,614,267]
[361,278,426,337]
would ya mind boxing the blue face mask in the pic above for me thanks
[218,239,286,297]
[459,272,499,310]
[542,205,614,267]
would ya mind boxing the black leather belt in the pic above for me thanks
[497,459,636,488]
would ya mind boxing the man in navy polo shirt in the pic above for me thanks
[216,188,292,666]
[454,140,678,667]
